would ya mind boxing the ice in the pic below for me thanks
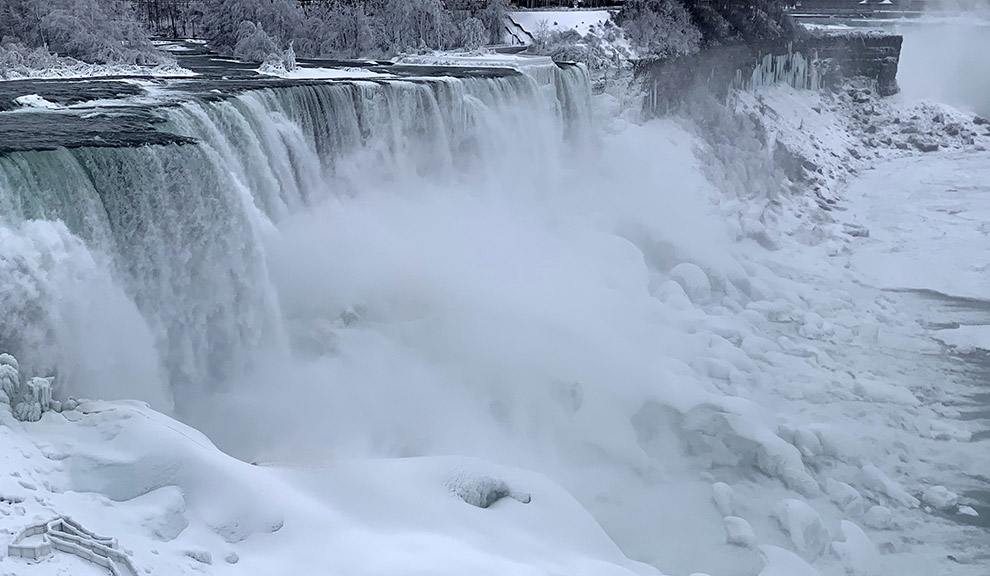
[0,353,18,404]
[933,325,990,353]
[13,94,61,109]
[859,465,920,508]
[830,521,881,576]
[723,516,758,548]
[825,479,867,516]
[758,545,822,576]
[711,482,734,517]
[669,263,712,305]
[921,485,959,511]
[862,506,894,530]
[958,506,978,517]
[772,499,830,560]
[257,66,391,80]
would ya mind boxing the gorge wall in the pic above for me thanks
[639,33,903,115]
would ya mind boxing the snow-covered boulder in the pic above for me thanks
[758,545,822,576]
[862,505,894,530]
[921,485,958,512]
[712,482,735,516]
[859,465,919,508]
[831,520,880,576]
[724,516,758,547]
[446,473,531,509]
[772,499,830,560]
[825,479,866,516]
[670,263,712,305]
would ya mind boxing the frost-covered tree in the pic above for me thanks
[682,0,801,45]
[192,0,304,56]
[459,17,488,49]
[477,0,510,44]
[0,353,19,406]
[616,0,702,59]
[0,0,167,64]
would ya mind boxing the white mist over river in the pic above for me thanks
[0,19,989,576]
[896,19,990,115]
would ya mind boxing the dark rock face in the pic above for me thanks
[638,33,903,116]
[806,34,902,97]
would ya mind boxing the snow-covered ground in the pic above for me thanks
[2,23,990,576]
[509,9,613,41]
[258,65,391,80]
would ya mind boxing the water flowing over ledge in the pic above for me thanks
[0,63,593,409]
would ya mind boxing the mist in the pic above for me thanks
[896,14,990,115]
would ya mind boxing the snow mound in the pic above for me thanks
[394,52,556,70]
[758,545,822,576]
[723,516,758,548]
[13,94,62,109]
[258,66,390,80]
[772,499,830,560]
[830,521,880,576]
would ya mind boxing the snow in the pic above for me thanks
[0,63,194,82]
[922,485,960,511]
[3,20,990,576]
[13,94,62,109]
[723,516,757,548]
[758,545,821,576]
[933,324,990,352]
[830,521,880,576]
[771,499,830,560]
[258,66,391,80]
[394,52,556,70]
[510,10,612,40]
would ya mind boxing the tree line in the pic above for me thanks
[0,0,795,66]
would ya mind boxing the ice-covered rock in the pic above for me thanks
[12,377,53,423]
[184,548,212,564]
[958,506,978,517]
[825,479,866,516]
[758,545,822,576]
[831,520,880,576]
[670,263,712,304]
[712,482,735,516]
[772,499,830,560]
[446,474,531,509]
[862,505,894,529]
[724,516,758,547]
[859,465,919,508]
[921,485,958,511]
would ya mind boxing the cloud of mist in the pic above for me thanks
[186,117,745,476]
[895,15,990,115]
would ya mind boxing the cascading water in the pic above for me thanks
[0,63,593,412]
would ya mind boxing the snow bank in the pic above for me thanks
[0,62,194,82]
[510,10,612,40]
[13,94,62,109]
[258,65,390,80]
[394,52,557,70]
